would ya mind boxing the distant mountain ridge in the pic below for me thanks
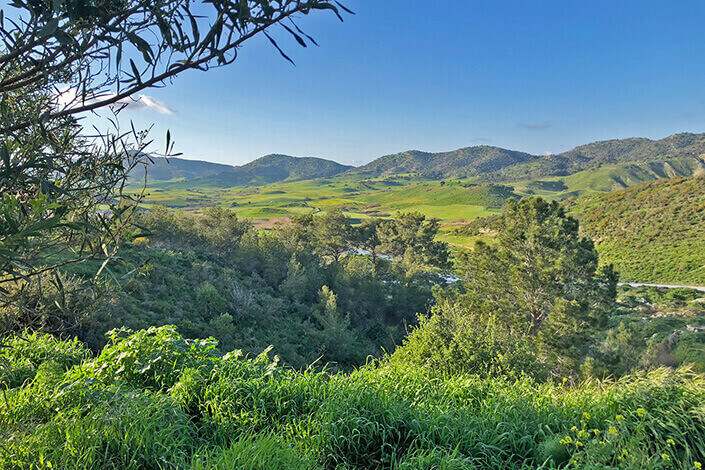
[141,132,705,189]
[185,154,354,187]
[352,132,705,182]
[350,146,538,179]
[129,157,233,183]
[494,132,705,181]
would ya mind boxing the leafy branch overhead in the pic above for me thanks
[0,0,351,134]
[0,0,349,289]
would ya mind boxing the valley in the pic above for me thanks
[133,132,705,285]
[6,3,705,468]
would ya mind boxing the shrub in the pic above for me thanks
[80,326,220,390]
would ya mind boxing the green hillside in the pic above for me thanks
[186,154,353,187]
[351,146,538,179]
[129,156,233,183]
[496,133,705,181]
[561,156,705,193]
[148,133,705,195]
[568,175,705,285]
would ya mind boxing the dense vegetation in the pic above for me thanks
[394,198,619,380]
[3,328,705,469]
[568,175,705,285]
[3,196,705,468]
[1,206,450,370]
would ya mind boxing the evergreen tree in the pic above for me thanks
[314,210,353,262]
[394,197,617,377]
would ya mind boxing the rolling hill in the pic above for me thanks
[129,156,233,183]
[568,175,705,285]
[494,132,705,181]
[344,133,705,186]
[185,154,353,187]
[351,146,539,179]
[139,132,705,193]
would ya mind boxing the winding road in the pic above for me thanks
[619,282,705,293]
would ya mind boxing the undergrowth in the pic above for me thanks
[1,327,704,469]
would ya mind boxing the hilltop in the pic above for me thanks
[568,175,705,285]
[495,132,705,182]
[346,133,705,183]
[350,146,538,179]
[128,156,233,183]
[185,154,353,187]
[142,133,705,192]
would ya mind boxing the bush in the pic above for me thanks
[4,327,705,470]
[80,326,220,390]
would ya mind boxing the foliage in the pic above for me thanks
[137,204,252,256]
[378,211,450,270]
[0,0,348,311]
[390,292,547,379]
[6,206,443,369]
[79,326,220,390]
[3,327,705,469]
[0,330,89,388]
[287,208,451,271]
[0,0,348,135]
[0,271,108,337]
[398,197,618,378]
[583,285,705,378]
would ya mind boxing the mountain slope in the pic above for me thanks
[561,156,705,192]
[568,175,705,285]
[495,133,705,181]
[351,146,539,179]
[187,154,353,187]
[129,157,233,183]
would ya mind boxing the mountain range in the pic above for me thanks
[138,132,705,190]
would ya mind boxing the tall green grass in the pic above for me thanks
[2,328,705,469]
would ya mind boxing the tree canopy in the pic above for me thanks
[394,197,618,378]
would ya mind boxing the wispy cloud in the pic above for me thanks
[522,122,551,130]
[470,137,491,143]
[54,87,174,115]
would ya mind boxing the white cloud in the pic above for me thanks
[54,87,174,115]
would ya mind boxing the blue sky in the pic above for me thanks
[96,0,705,166]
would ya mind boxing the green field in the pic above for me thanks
[129,158,705,286]
[133,176,509,230]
